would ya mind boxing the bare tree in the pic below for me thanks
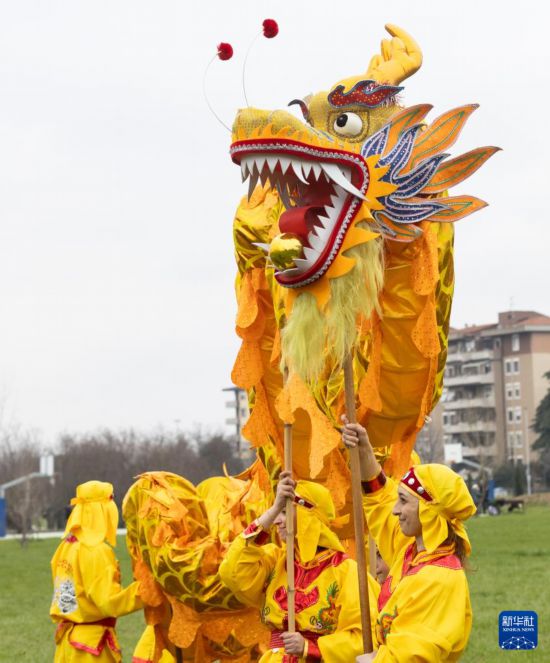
[0,428,51,543]
[415,421,444,463]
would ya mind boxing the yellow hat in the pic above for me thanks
[294,480,345,563]
[64,480,119,547]
[400,464,476,555]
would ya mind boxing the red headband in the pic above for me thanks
[401,467,433,502]
[293,494,314,509]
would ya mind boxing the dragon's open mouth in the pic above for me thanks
[230,139,370,287]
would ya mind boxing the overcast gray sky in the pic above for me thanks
[0,0,547,442]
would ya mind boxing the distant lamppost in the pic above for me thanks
[523,407,532,495]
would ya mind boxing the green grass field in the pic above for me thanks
[1,506,548,662]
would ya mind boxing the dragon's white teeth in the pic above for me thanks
[290,160,309,184]
[320,162,366,200]
[252,242,271,254]
[301,162,312,180]
[255,156,267,173]
[241,162,249,182]
[248,168,259,199]
[266,156,279,172]
[280,267,301,277]
[314,220,333,243]
[333,183,348,198]
[279,157,291,174]
[303,246,320,262]
[276,182,294,209]
[306,231,325,251]
[311,163,322,180]
[293,258,310,272]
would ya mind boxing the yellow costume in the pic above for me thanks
[362,464,476,661]
[219,480,379,662]
[50,481,143,662]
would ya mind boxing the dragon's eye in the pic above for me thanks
[333,112,363,136]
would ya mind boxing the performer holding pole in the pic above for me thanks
[342,420,476,661]
[220,470,378,661]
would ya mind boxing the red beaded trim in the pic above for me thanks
[361,470,387,494]
[400,467,433,502]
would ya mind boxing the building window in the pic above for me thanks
[506,384,514,400]
[515,431,523,448]
[444,412,457,426]
[507,431,515,449]
[514,383,521,399]
[515,407,522,423]
[505,358,520,375]
[507,408,514,423]
[512,333,520,352]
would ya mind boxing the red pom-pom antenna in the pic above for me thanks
[217,42,233,61]
[242,19,280,106]
[203,42,235,131]
[262,19,279,39]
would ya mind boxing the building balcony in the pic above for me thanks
[447,349,495,363]
[443,396,495,410]
[461,444,498,458]
[444,373,494,386]
[444,421,497,434]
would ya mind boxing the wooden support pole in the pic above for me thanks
[283,368,296,633]
[343,354,373,654]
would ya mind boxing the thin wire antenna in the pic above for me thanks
[203,43,234,132]
[242,19,279,108]
[242,33,260,107]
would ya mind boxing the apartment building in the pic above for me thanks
[441,311,550,469]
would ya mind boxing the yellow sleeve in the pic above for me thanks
[363,476,410,566]
[219,532,280,608]
[79,543,144,617]
[374,569,472,662]
[317,561,379,662]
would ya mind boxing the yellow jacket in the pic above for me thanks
[50,534,143,661]
[219,527,379,662]
[363,477,472,661]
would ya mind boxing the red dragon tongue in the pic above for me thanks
[279,206,323,240]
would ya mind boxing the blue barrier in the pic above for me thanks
[0,497,6,537]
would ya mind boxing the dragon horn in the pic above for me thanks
[366,24,422,85]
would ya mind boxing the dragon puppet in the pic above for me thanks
[124,25,497,662]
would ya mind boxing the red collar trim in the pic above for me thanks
[378,544,462,612]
